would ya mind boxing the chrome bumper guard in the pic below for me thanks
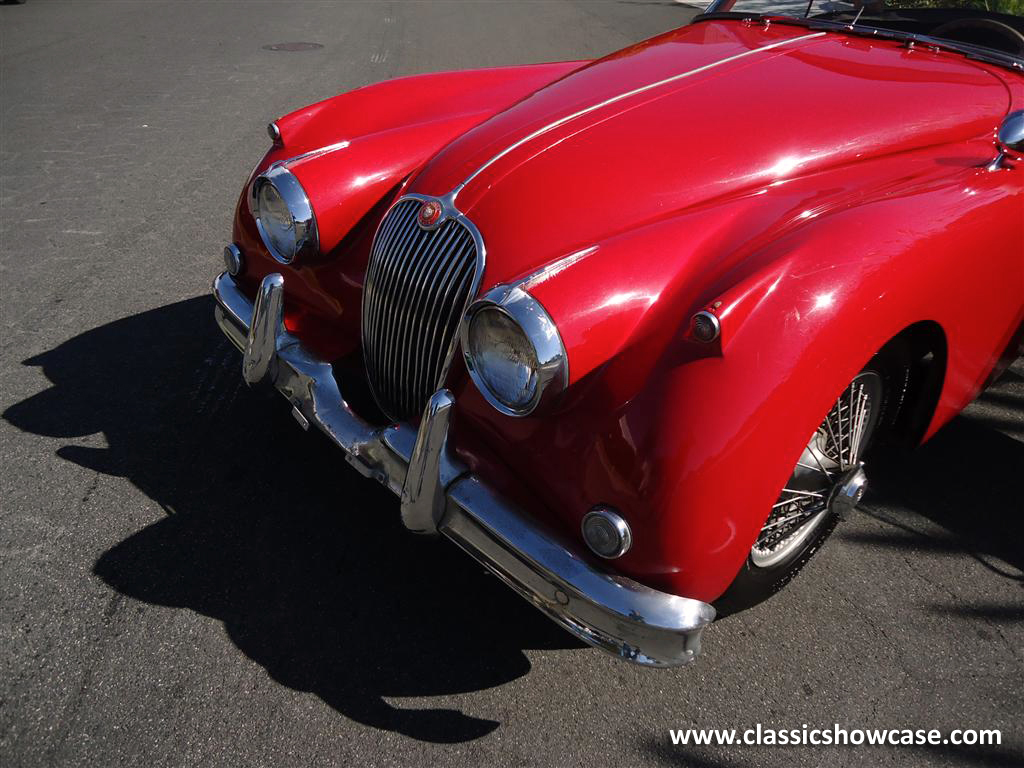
[213,271,715,667]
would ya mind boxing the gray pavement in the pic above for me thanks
[1,2,1022,766]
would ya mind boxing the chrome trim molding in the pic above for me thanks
[213,271,715,667]
[242,273,284,386]
[519,246,599,291]
[451,32,824,198]
[267,121,281,144]
[400,389,467,534]
[265,140,352,175]
[251,165,319,264]
[461,284,568,417]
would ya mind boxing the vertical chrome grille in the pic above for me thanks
[361,198,480,421]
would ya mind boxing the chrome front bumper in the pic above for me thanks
[213,271,715,667]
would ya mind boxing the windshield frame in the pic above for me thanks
[698,1,1024,72]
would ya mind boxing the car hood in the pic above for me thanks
[409,20,1008,287]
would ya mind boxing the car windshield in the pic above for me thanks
[702,0,1024,61]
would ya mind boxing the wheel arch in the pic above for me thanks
[870,320,948,455]
[603,209,962,601]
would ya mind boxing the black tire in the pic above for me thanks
[715,352,909,617]
[715,502,843,617]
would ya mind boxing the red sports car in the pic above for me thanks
[213,0,1024,666]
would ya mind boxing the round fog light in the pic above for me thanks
[223,244,243,276]
[582,506,632,559]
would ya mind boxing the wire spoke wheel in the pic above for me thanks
[750,371,882,568]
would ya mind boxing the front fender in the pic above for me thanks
[594,165,1021,602]
[454,157,1021,604]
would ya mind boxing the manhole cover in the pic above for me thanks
[262,42,324,52]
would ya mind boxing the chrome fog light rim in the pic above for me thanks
[223,244,243,276]
[582,506,632,559]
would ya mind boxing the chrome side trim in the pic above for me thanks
[213,270,715,667]
[451,32,825,197]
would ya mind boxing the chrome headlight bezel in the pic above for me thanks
[461,285,568,417]
[251,165,318,264]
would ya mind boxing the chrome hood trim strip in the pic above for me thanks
[519,245,598,291]
[452,32,825,197]
[274,140,352,171]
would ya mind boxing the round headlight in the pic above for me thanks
[467,307,539,412]
[462,285,567,417]
[252,166,317,264]
[257,182,294,256]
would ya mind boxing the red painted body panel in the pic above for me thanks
[453,144,1023,601]
[232,19,1024,602]
[231,60,587,359]
[415,23,1007,292]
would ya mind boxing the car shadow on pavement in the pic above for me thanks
[839,360,1024,635]
[3,296,581,744]
[850,392,1024,595]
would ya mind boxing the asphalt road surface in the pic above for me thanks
[2,2,1022,767]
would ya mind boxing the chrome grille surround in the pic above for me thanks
[361,193,485,421]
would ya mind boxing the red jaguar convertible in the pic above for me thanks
[213,0,1024,666]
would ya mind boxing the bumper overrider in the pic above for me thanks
[213,271,715,667]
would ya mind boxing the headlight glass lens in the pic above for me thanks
[467,308,539,411]
[257,180,296,260]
